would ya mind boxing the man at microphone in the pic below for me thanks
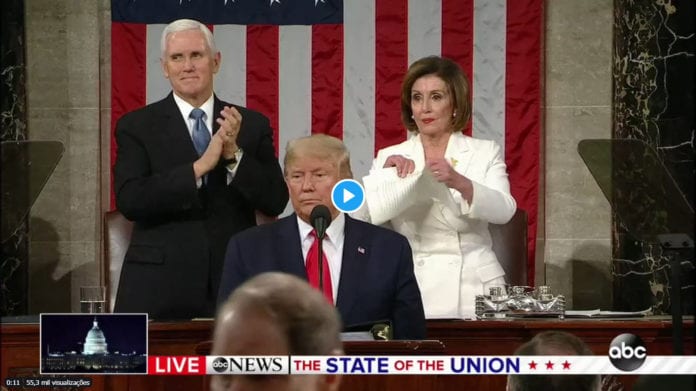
[218,134,426,339]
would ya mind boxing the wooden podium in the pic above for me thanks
[2,318,693,391]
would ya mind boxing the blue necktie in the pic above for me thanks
[189,108,210,157]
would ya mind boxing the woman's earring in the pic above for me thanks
[411,115,414,119]
[453,111,457,117]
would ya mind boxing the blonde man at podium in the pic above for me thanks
[217,134,426,339]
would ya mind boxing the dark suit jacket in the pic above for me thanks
[217,214,426,340]
[113,93,288,319]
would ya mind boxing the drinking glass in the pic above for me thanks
[80,286,106,313]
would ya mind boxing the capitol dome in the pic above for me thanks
[83,317,109,355]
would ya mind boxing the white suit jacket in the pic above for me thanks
[356,132,516,319]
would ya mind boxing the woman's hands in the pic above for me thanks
[382,155,473,203]
[383,155,416,178]
[427,158,473,203]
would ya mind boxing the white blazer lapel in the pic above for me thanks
[444,132,474,175]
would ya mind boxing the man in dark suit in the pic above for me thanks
[113,19,288,319]
[218,134,426,339]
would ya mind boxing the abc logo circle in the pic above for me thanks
[608,333,647,371]
[212,357,229,373]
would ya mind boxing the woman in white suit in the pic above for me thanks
[356,56,516,319]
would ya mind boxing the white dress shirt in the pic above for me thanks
[297,213,345,303]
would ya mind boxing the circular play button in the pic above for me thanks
[331,179,365,213]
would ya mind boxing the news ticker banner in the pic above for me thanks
[147,355,696,375]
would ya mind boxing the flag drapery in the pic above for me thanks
[111,0,542,284]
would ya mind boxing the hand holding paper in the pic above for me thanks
[383,154,416,177]
[362,166,462,225]
[427,158,473,204]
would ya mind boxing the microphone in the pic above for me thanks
[310,205,332,240]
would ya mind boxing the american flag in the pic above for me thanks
[111,0,542,283]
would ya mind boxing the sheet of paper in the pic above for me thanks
[417,169,460,215]
[340,331,374,341]
[362,167,421,225]
[362,167,462,224]
[564,308,651,318]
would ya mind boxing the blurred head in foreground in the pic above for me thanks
[211,272,343,391]
[506,331,601,391]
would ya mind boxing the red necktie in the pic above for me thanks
[305,230,334,305]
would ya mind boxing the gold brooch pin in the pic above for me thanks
[450,157,458,167]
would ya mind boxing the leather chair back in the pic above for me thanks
[102,210,275,312]
[104,210,133,312]
[489,208,528,287]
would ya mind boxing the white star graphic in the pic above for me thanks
[315,0,326,6]
[270,0,281,6]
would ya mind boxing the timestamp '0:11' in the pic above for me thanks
[2,378,48,388]
[4,378,22,387]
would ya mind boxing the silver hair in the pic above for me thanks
[160,19,217,58]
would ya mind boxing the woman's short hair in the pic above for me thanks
[400,55,471,133]
[160,19,217,58]
[284,134,353,179]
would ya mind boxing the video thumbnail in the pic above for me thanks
[40,313,148,374]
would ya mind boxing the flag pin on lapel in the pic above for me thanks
[357,246,365,254]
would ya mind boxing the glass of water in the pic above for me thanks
[80,286,106,313]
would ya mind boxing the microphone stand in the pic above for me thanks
[658,233,694,355]
[310,205,331,302]
[317,234,324,299]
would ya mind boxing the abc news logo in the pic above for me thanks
[211,357,286,374]
[609,333,647,371]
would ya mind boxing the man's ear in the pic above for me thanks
[161,58,169,79]
[212,51,221,74]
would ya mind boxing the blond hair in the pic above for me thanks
[284,134,353,179]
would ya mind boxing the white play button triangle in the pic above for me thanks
[331,179,365,213]
[343,188,355,203]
